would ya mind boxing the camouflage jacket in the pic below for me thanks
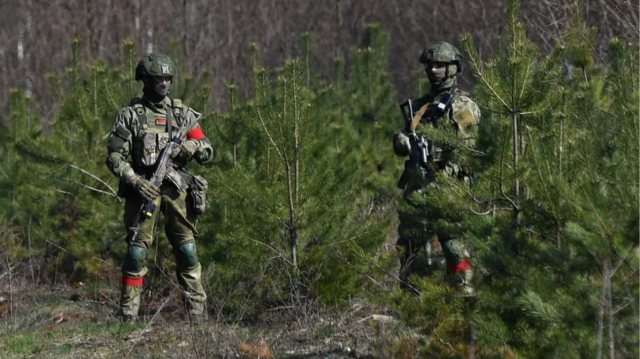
[106,96,213,194]
[410,87,481,162]
[395,86,481,190]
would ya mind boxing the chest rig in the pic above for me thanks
[131,99,183,168]
[414,88,458,129]
[411,88,460,164]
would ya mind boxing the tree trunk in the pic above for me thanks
[607,258,615,359]
[596,260,606,359]
[512,110,520,223]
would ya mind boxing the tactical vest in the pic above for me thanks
[411,88,463,163]
[417,88,461,126]
[130,99,184,168]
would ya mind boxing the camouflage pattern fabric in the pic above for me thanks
[420,41,464,64]
[107,94,213,318]
[395,85,480,293]
[135,53,177,81]
[107,97,213,183]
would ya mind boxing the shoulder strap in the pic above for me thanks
[169,98,185,126]
[407,94,432,131]
[410,104,429,131]
[448,87,465,127]
[133,102,148,130]
[166,99,173,139]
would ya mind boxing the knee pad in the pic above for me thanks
[123,244,147,273]
[175,242,199,269]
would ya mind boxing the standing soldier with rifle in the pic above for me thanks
[393,41,480,295]
[106,54,214,322]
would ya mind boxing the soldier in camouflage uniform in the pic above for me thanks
[393,41,480,295]
[106,54,214,322]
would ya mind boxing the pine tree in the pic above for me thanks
[384,1,638,356]
[202,34,396,315]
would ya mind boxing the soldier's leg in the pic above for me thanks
[439,235,473,294]
[120,196,160,320]
[439,163,474,294]
[161,186,206,316]
[397,209,431,292]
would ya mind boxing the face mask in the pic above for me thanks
[426,66,447,84]
[425,64,457,88]
[143,76,172,98]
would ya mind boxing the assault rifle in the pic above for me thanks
[129,106,186,243]
[397,99,429,190]
[400,99,430,167]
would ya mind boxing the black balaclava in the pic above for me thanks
[142,76,171,103]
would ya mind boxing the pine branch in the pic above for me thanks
[72,180,122,203]
[461,36,512,112]
[15,142,66,164]
[497,130,520,212]
[610,242,637,277]
[219,179,288,229]
[256,106,286,164]
[67,164,119,200]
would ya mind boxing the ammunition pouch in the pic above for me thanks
[165,166,188,192]
[188,175,209,216]
[132,132,170,167]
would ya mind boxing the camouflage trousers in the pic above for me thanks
[396,210,470,283]
[120,183,206,318]
[396,164,473,293]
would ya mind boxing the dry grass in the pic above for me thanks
[0,222,427,359]
[0,267,421,359]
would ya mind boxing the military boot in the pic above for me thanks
[186,308,208,324]
[121,314,139,323]
[120,275,144,322]
[176,263,207,316]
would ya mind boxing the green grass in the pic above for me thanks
[0,319,143,358]
[54,343,73,355]
[4,331,39,355]
[76,320,141,336]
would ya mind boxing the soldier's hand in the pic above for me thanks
[393,130,412,157]
[172,139,199,162]
[129,176,160,201]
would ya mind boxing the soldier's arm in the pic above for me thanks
[393,96,427,157]
[451,95,481,149]
[184,108,214,164]
[393,129,412,157]
[106,109,137,182]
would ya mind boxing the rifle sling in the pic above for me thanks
[166,99,173,140]
[410,103,429,132]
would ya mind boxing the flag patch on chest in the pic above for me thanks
[156,119,167,125]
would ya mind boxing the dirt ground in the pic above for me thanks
[0,280,410,359]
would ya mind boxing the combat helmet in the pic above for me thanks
[135,53,176,81]
[419,41,464,73]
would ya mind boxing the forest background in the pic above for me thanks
[0,0,638,358]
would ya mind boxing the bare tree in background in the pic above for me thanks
[0,0,636,120]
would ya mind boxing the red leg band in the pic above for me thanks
[449,258,471,273]
[122,276,143,286]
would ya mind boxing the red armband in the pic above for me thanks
[187,127,206,140]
